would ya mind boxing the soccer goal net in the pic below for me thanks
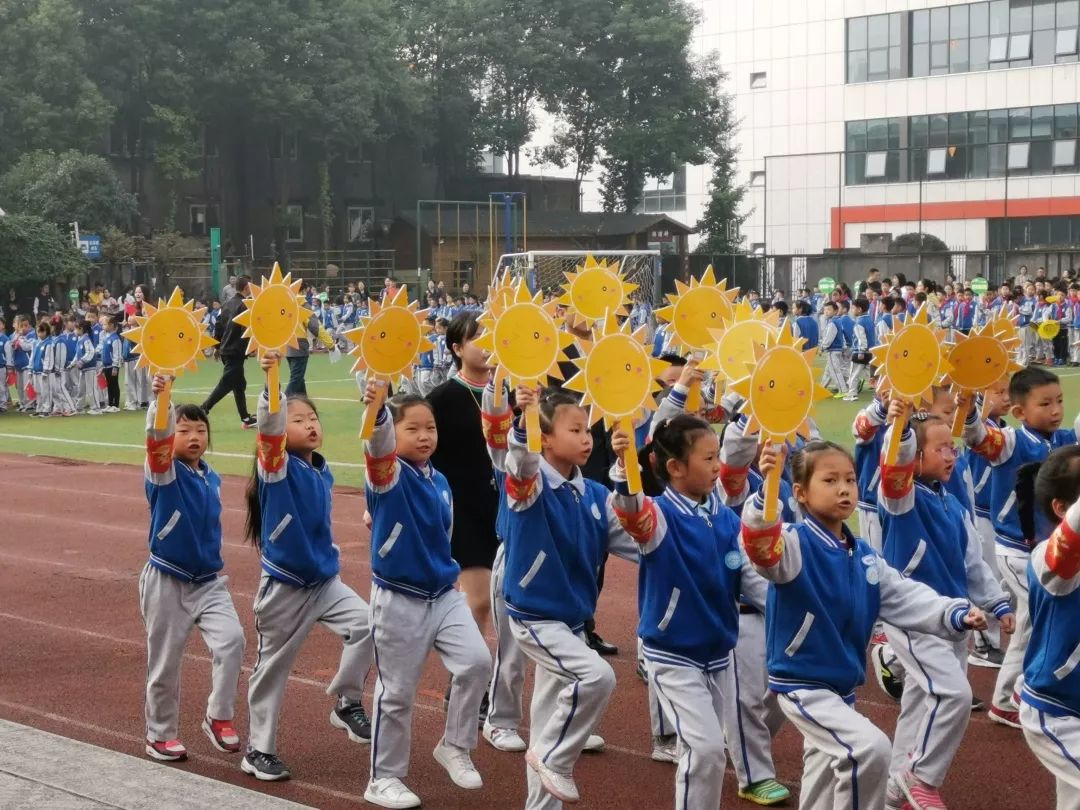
[495,249,661,324]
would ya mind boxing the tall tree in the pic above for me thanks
[0,0,113,164]
[0,150,138,232]
[694,93,748,255]
[0,214,88,286]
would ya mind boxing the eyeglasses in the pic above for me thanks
[922,445,959,459]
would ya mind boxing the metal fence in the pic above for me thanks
[689,248,1080,300]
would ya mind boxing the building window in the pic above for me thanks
[853,0,1080,82]
[749,170,766,186]
[188,204,218,236]
[271,130,299,160]
[285,204,304,243]
[347,206,375,243]
[847,102,1080,185]
[638,166,687,213]
[750,71,767,88]
[989,214,1080,249]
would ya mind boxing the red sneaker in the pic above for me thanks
[900,770,947,810]
[202,717,241,753]
[145,738,187,761]
[871,631,888,646]
[988,705,1022,729]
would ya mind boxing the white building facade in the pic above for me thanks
[683,0,1080,256]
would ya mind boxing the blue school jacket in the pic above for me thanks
[1023,514,1080,718]
[255,393,341,587]
[364,408,458,599]
[794,316,819,349]
[144,405,224,582]
[30,336,50,373]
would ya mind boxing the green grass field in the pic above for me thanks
[3,355,1080,489]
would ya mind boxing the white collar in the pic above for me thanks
[539,456,586,495]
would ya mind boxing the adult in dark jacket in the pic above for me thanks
[201,276,255,427]
[284,312,322,396]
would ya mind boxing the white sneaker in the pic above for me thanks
[583,733,605,752]
[87,408,102,415]
[525,748,579,803]
[483,722,527,752]
[364,777,421,809]
[432,738,482,789]
[651,734,679,763]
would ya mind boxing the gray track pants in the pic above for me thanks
[247,574,373,754]
[138,564,245,742]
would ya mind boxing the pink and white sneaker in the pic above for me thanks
[145,738,187,761]
[900,769,947,810]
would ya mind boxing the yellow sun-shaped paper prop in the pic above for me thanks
[474,279,576,451]
[729,321,831,520]
[233,263,314,413]
[945,320,1023,436]
[344,285,431,439]
[557,255,637,330]
[563,314,667,494]
[654,265,740,410]
[871,303,953,463]
[701,299,784,385]
[123,287,218,429]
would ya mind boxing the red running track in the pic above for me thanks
[0,453,1052,808]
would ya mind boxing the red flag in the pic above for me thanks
[5,370,14,387]
[26,380,36,400]
[97,372,108,390]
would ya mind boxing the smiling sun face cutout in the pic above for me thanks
[123,287,217,375]
[654,265,739,352]
[474,280,575,385]
[557,255,637,330]
[870,303,951,405]
[700,300,785,383]
[563,315,667,427]
[234,263,313,354]
[344,286,430,381]
[946,322,1023,393]
[729,323,830,443]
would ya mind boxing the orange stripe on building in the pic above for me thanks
[830,196,1080,248]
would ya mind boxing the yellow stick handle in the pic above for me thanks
[360,380,387,440]
[762,445,783,523]
[686,378,703,413]
[952,392,970,439]
[526,403,542,453]
[884,407,906,466]
[619,417,643,495]
[153,378,172,431]
[493,366,508,410]
[267,359,281,414]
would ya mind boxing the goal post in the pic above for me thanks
[494,250,662,328]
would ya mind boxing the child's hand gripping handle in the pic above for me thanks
[361,378,388,440]
[262,350,281,414]
[680,357,704,413]
[612,423,643,495]
[884,398,910,465]
[760,441,786,523]
[153,376,173,431]
[951,391,971,438]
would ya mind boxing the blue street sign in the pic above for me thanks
[78,234,102,259]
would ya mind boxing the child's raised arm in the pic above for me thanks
[740,443,801,583]
[256,351,288,483]
[145,375,176,486]
[853,396,888,446]
[1033,496,1080,595]
[878,403,916,518]
[609,426,662,553]
[504,384,543,512]
[963,397,1016,465]
[481,378,513,472]
[718,414,757,509]
[362,380,400,494]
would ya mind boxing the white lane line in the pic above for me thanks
[0,432,365,469]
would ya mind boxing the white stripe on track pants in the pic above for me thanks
[995,553,1032,711]
[369,584,490,780]
[511,618,615,810]
[138,564,244,742]
[885,627,970,786]
[247,574,372,755]
[652,660,729,810]
[1021,703,1080,810]
[778,688,891,810]
[723,611,784,790]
